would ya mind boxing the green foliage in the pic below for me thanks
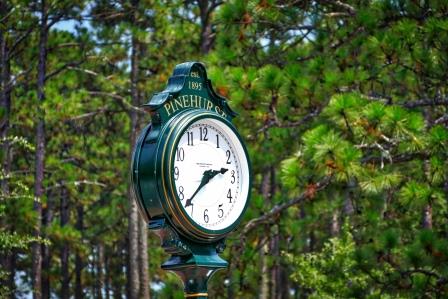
[0,233,44,252]
[0,135,42,297]
[286,227,370,298]
[212,0,448,297]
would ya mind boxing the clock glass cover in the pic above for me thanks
[173,118,250,231]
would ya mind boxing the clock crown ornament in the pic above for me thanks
[144,61,237,122]
[131,62,251,298]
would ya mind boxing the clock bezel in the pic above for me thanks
[157,110,251,242]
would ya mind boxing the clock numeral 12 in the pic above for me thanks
[216,134,219,148]
[200,127,208,141]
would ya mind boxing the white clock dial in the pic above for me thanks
[173,118,250,231]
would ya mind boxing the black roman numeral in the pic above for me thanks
[187,131,194,146]
[200,127,208,141]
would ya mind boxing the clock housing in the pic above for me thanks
[131,62,251,243]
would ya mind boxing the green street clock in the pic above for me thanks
[131,62,251,298]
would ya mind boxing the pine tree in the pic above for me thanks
[206,0,448,297]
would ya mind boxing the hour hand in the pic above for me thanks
[184,168,228,208]
[208,168,228,179]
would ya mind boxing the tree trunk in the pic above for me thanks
[0,3,15,296]
[1,251,16,299]
[41,190,54,299]
[115,243,125,299]
[226,246,237,299]
[331,209,340,237]
[125,236,131,299]
[75,205,84,299]
[105,253,110,299]
[127,4,141,296]
[422,203,432,229]
[309,230,316,252]
[6,251,16,299]
[266,168,283,299]
[278,266,290,299]
[32,1,48,297]
[60,185,70,299]
[96,243,104,299]
[198,0,214,54]
[445,181,448,239]
[127,92,140,298]
[422,160,432,229]
[343,180,355,216]
[270,225,280,299]
[259,167,279,298]
[138,214,150,299]
[0,1,11,196]
[259,240,270,299]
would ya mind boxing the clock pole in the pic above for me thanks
[150,219,228,298]
[163,262,222,298]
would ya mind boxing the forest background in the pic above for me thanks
[1,0,448,298]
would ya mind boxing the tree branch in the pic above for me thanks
[67,107,125,121]
[362,93,448,108]
[401,269,441,280]
[86,91,147,115]
[46,180,106,191]
[322,0,356,16]
[45,60,85,82]
[47,42,84,53]
[241,175,332,236]
[297,26,365,62]
[403,97,448,108]
[67,66,99,76]
[209,0,224,11]
[434,114,448,125]
[46,12,65,29]
[4,66,33,94]
[9,26,36,59]
[256,108,321,134]
[0,6,14,23]
[361,152,429,165]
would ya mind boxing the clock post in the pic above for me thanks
[149,218,228,298]
[131,62,251,298]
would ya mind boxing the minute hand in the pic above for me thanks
[184,168,228,208]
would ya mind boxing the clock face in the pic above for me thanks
[172,118,250,231]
